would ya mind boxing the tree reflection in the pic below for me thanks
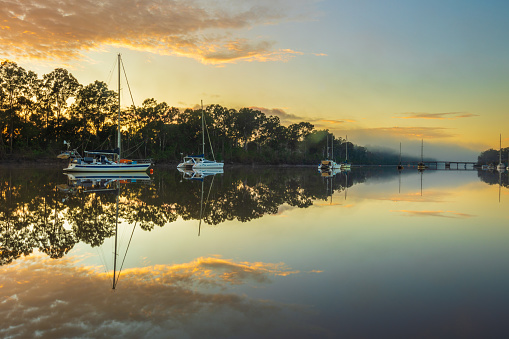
[478,168,508,187]
[0,166,374,266]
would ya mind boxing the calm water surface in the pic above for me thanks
[1,166,508,338]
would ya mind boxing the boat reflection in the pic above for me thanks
[57,172,151,196]
[318,167,341,178]
[178,168,224,181]
[178,168,223,235]
[56,172,152,289]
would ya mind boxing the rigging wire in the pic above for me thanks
[115,220,138,287]
[203,105,216,161]
[105,57,117,89]
[120,58,137,110]
[96,241,111,284]
[202,175,216,219]
[122,140,145,159]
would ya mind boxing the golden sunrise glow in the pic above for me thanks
[1,0,508,159]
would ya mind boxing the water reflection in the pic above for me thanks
[178,168,224,236]
[1,167,508,267]
[1,166,509,337]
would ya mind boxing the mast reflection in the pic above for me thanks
[178,168,223,236]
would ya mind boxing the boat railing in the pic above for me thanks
[122,158,154,165]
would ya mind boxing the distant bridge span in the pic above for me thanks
[403,161,478,170]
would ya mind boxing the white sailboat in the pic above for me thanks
[178,101,224,170]
[318,134,339,171]
[497,134,506,172]
[340,135,351,170]
[397,142,404,170]
[63,54,152,172]
[417,139,427,171]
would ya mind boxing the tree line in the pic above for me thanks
[477,147,509,165]
[0,60,409,165]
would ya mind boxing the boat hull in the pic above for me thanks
[193,162,224,170]
[64,163,151,172]
[178,156,224,170]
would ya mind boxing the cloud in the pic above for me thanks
[0,254,311,339]
[394,112,479,120]
[391,210,476,218]
[0,0,316,64]
[251,106,303,123]
[251,106,356,127]
[362,126,456,139]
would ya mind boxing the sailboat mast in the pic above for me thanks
[201,100,205,156]
[331,135,334,161]
[421,139,423,162]
[117,54,121,160]
[499,134,502,164]
[346,135,348,162]
[399,142,402,163]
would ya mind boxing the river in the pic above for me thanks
[0,166,508,338]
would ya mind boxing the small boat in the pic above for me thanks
[318,160,339,171]
[62,54,152,172]
[178,101,224,170]
[318,134,340,172]
[178,155,224,170]
[397,142,404,170]
[64,149,151,172]
[417,139,427,171]
[497,134,506,172]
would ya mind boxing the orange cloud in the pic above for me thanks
[394,112,479,120]
[251,106,303,124]
[365,126,456,139]
[0,0,317,65]
[249,107,356,127]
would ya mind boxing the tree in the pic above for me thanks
[287,122,314,154]
[234,108,262,150]
[41,68,80,135]
[0,61,33,154]
[71,81,116,151]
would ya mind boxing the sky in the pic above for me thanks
[1,0,509,161]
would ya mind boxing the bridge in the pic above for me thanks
[403,161,478,170]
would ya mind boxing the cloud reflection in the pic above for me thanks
[0,254,309,339]
[391,210,476,218]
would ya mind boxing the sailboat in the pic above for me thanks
[178,101,224,170]
[397,142,404,170]
[340,135,351,170]
[63,54,152,172]
[318,134,339,172]
[417,139,427,171]
[497,134,506,172]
